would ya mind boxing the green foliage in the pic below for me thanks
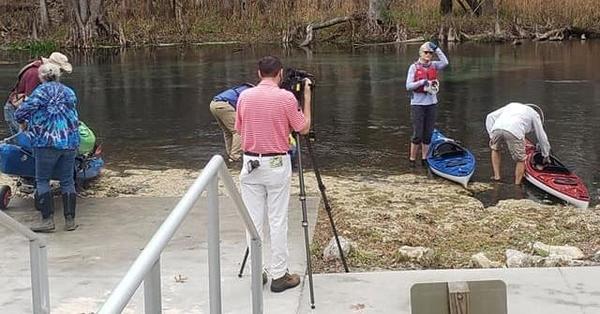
[9,40,59,57]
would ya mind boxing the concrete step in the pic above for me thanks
[299,267,600,314]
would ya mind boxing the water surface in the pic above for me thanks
[1,42,598,205]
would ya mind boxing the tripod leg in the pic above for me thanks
[238,247,249,278]
[296,133,316,309]
[305,137,350,272]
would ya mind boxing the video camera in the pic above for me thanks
[280,68,315,104]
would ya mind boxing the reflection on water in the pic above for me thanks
[0,42,599,205]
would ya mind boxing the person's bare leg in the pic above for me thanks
[514,161,525,185]
[491,149,501,180]
[421,144,430,160]
[410,143,419,161]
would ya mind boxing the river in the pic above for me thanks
[1,41,598,206]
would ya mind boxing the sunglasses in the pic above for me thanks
[423,51,434,54]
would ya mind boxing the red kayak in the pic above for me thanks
[524,140,589,209]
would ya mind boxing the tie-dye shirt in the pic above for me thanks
[15,81,80,150]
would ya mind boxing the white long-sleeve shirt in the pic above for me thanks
[405,48,449,106]
[485,102,551,157]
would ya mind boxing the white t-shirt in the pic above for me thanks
[485,102,551,157]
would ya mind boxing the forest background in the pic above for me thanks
[1,0,599,49]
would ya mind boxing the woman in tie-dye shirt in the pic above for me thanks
[15,63,80,233]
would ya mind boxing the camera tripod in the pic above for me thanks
[237,86,349,309]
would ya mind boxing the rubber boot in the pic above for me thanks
[31,215,55,233]
[63,193,78,231]
[31,193,55,233]
[34,192,41,211]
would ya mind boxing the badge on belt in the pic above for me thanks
[270,156,283,168]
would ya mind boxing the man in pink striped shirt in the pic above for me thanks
[235,56,311,293]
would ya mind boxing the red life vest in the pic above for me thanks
[413,62,437,93]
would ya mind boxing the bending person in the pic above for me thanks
[209,83,253,162]
[485,102,550,185]
[15,63,80,232]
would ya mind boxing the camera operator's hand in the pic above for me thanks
[299,78,312,135]
[303,78,312,90]
[302,78,312,105]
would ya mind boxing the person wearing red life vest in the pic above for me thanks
[405,42,448,166]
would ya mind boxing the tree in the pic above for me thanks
[71,0,109,47]
[39,0,49,28]
[368,0,390,29]
[440,0,452,15]
[461,0,495,16]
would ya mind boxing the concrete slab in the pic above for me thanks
[1,195,319,314]
[298,267,600,314]
[4,195,600,314]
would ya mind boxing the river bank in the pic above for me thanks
[1,166,598,272]
[2,0,600,49]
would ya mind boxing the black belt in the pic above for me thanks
[244,151,287,157]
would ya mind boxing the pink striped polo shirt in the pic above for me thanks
[235,80,306,154]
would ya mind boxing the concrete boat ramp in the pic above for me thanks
[2,196,600,313]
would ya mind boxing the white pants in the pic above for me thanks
[240,154,292,279]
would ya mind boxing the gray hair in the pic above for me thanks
[38,63,61,82]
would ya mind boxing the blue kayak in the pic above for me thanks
[426,129,475,187]
[0,132,104,182]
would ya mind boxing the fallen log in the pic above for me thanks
[459,31,515,42]
[534,27,569,41]
[352,36,425,48]
[300,15,359,47]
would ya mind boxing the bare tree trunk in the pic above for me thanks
[440,0,452,15]
[240,0,249,17]
[174,0,183,30]
[368,0,390,31]
[222,0,233,15]
[32,19,39,40]
[39,0,49,28]
[145,0,154,15]
[71,0,106,48]
[79,0,89,22]
[169,0,176,17]
[481,0,495,15]
[121,0,129,18]
[464,0,483,16]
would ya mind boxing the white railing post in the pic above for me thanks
[250,238,263,314]
[1,209,50,314]
[207,175,222,314]
[217,164,263,314]
[98,156,263,313]
[29,239,50,314]
[144,258,161,314]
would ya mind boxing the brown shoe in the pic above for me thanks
[270,272,300,293]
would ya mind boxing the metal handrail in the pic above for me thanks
[98,155,263,314]
[0,210,50,314]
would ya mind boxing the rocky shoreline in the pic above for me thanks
[1,167,598,272]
